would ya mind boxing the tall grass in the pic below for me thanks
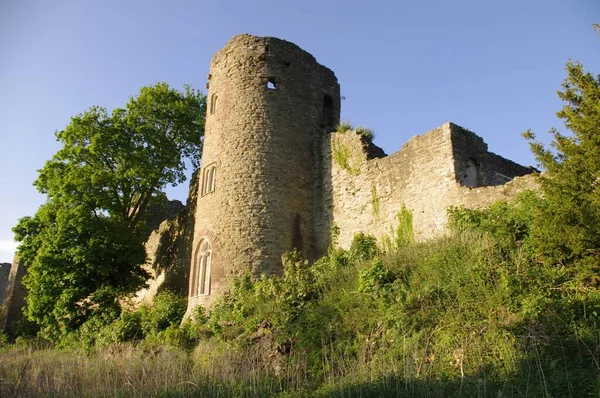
[1,231,598,396]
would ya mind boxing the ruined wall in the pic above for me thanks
[0,254,27,337]
[186,34,340,314]
[0,263,11,308]
[320,123,537,250]
[450,123,535,187]
[182,35,538,316]
[132,171,200,307]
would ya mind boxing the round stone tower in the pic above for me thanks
[186,34,340,312]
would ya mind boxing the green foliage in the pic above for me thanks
[331,139,360,175]
[139,291,187,336]
[355,126,375,142]
[448,190,539,251]
[68,291,188,348]
[0,332,7,349]
[348,232,378,262]
[13,83,206,341]
[95,310,143,347]
[370,185,379,216]
[335,120,353,132]
[330,222,340,247]
[394,205,414,248]
[522,59,600,271]
[358,258,395,295]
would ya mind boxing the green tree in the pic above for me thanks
[523,56,600,283]
[13,83,206,340]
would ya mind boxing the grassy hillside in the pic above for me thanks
[1,216,598,397]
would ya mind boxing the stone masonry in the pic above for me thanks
[0,263,11,309]
[181,34,538,317]
[0,254,27,337]
[185,34,341,314]
[315,123,537,252]
[1,35,539,324]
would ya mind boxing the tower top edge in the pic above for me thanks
[213,34,337,78]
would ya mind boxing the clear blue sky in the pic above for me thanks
[0,0,598,263]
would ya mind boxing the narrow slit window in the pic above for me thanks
[267,78,277,90]
[201,164,217,195]
[210,93,218,114]
[323,95,334,127]
[210,168,216,192]
[195,238,212,296]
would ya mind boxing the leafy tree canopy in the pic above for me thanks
[13,83,206,340]
[523,55,600,270]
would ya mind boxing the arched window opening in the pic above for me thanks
[194,238,212,296]
[463,159,478,188]
[210,167,216,192]
[210,93,218,114]
[201,164,216,195]
[323,95,334,127]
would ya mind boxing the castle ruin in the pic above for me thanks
[2,35,538,330]
[180,35,536,317]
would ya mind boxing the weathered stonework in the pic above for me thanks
[0,254,27,337]
[4,35,539,323]
[183,34,538,317]
[185,34,341,314]
[317,123,537,250]
[133,171,200,306]
[0,263,11,309]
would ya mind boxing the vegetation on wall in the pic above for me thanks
[332,138,360,175]
[355,126,375,142]
[335,120,353,133]
[370,185,380,216]
[335,121,375,143]
[2,28,599,398]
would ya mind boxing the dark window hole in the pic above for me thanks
[323,94,333,127]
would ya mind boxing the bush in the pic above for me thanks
[355,126,375,142]
[348,232,378,262]
[96,310,143,347]
[139,291,187,336]
[335,120,353,132]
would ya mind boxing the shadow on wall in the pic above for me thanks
[0,263,11,308]
[138,170,201,303]
[0,254,27,338]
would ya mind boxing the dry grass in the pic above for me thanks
[0,342,293,397]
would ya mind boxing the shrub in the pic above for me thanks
[355,126,375,142]
[140,291,187,336]
[96,310,143,347]
[348,233,378,262]
[331,139,360,175]
[394,205,414,248]
[335,120,353,132]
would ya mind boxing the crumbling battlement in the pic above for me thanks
[180,34,538,317]
[1,35,540,324]
[316,122,536,250]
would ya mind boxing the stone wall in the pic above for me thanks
[0,254,27,337]
[186,34,340,315]
[182,35,538,317]
[318,122,537,251]
[0,263,11,308]
[132,171,200,307]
